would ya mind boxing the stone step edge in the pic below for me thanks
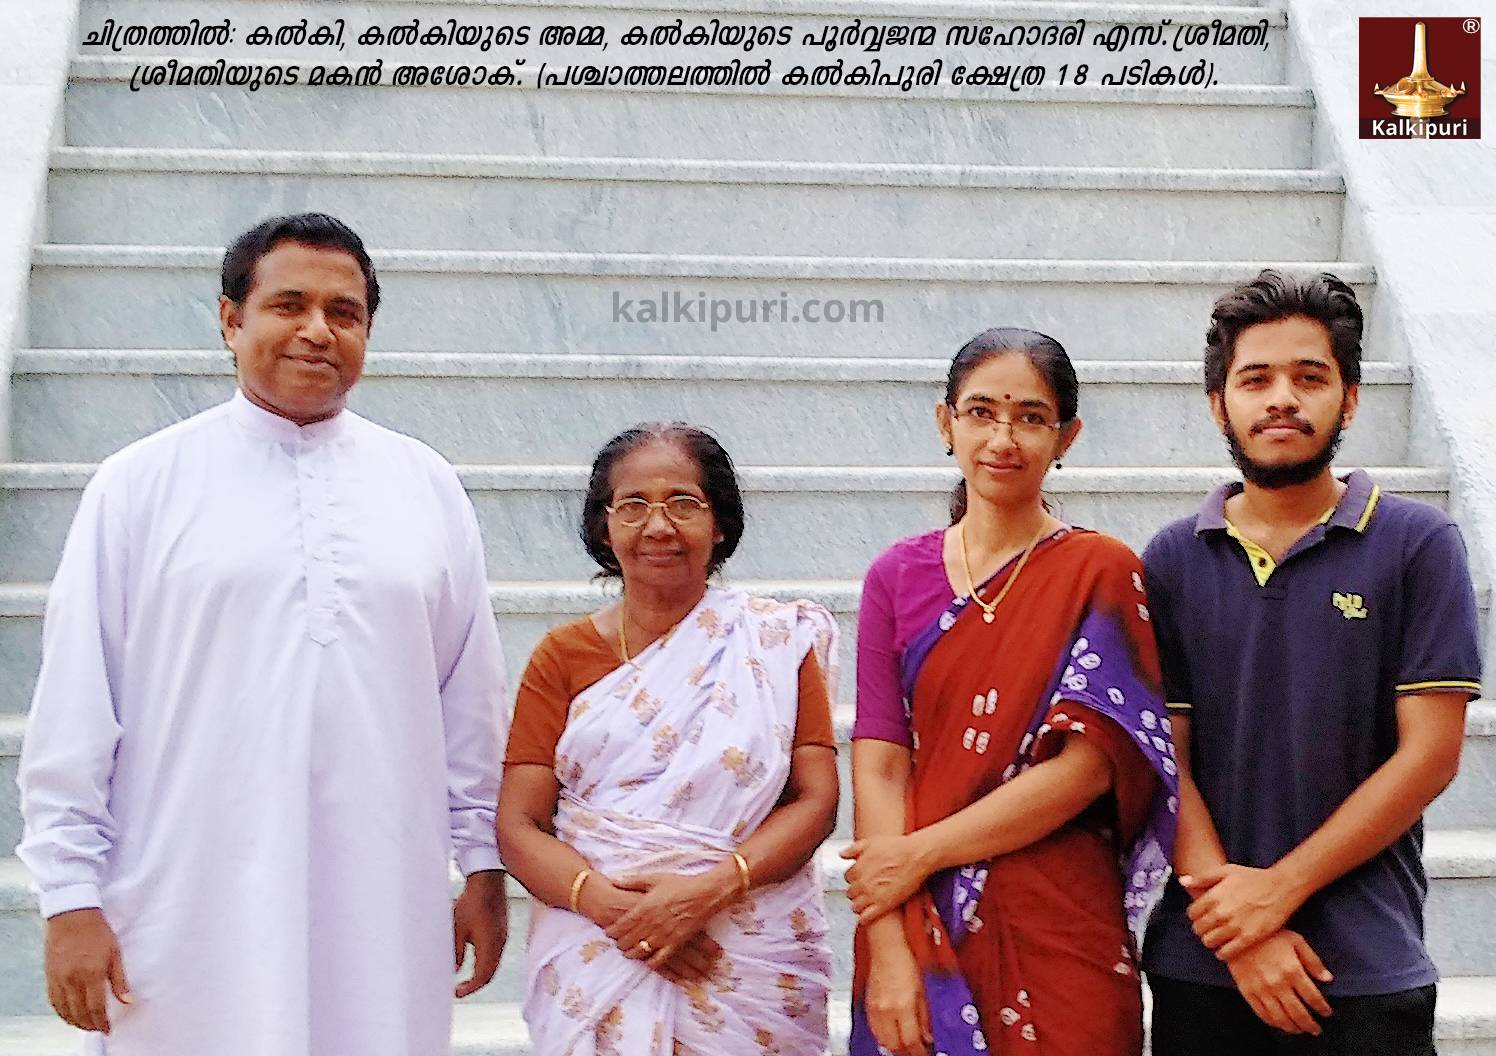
[9,698,1493,755]
[0,983,1483,1056]
[11,350,1409,385]
[50,148,1341,193]
[71,0,1285,27]
[5,827,1496,918]
[6,701,1495,753]
[827,699,1496,743]
[3,572,1488,618]
[68,57,1311,106]
[3,984,1494,1056]
[0,464,1451,495]
[31,246,1378,284]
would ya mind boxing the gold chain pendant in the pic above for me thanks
[961,520,1048,626]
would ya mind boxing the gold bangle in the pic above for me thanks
[730,851,751,895]
[568,867,592,914]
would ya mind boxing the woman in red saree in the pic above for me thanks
[843,328,1179,1056]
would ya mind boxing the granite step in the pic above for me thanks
[0,462,1447,584]
[64,65,1317,168]
[0,982,1492,1056]
[1431,702,1496,830]
[6,698,1494,888]
[2,832,1495,1022]
[6,351,1412,466]
[6,986,1496,1056]
[25,247,1376,358]
[5,686,1493,871]
[75,0,1288,84]
[0,580,866,717]
[824,700,1496,842]
[46,151,1344,261]
[0,717,20,859]
[1423,829,1496,980]
[2,567,1489,719]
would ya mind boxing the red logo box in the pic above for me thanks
[1360,17,1481,139]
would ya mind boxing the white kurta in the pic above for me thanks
[17,391,509,1056]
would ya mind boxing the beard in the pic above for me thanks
[1223,404,1346,490]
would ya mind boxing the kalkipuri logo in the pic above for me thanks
[1360,17,1480,139]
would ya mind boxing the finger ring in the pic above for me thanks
[638,940,653,956]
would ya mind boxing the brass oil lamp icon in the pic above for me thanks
[1373,21,1466,118]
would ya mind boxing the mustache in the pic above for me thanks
[1250,416,1315,436]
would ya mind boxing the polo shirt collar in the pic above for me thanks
[1326,469,1381,533]
[1194,468,1380,536]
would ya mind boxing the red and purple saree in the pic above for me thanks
[850,528,1179,1055]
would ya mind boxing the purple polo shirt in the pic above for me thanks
[1141,469,1482,996]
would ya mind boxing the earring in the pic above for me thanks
[945,445,954,456]
[1053,461,1063,470]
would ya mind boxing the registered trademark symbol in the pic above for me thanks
[1464,18,1481,34]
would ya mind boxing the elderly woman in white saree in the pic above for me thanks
[498,424,841,1056]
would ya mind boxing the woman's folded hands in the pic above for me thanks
[589,870,736,985]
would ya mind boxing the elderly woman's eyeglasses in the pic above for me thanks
[606,496,712,527]
[948,403,1063,441]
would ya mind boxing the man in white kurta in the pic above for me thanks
[17,214,509,1055]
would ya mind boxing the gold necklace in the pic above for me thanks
[616,598,674,664]
[959,521,1049,624]
[618,599,634,664]
[618,591,709,663]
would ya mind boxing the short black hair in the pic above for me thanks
[580,424,745,578]
[221,212,380,318]
[1204,270,1362,395]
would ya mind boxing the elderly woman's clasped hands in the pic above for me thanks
[595,869,733,984]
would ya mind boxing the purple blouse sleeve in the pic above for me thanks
[853,548,914,746]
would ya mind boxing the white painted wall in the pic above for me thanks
[1286,0,1496,665]
[0,0,79,461]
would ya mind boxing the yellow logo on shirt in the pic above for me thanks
[1332,592,1369,620]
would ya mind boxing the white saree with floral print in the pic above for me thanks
[522,588,838,1056]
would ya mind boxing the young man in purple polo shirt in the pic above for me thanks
[1141,270,1483,1055]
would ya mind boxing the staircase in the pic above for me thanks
[2,0,1493,1049]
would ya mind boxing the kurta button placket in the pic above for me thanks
[298,442,340,646]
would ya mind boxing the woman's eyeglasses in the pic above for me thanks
[948,403,1063,441]
[605,496,712,527]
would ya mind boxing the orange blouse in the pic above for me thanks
[505,615,837,767]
